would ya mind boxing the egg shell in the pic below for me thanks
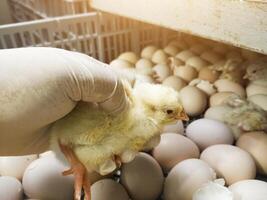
[176,50,195,62]
[204,105,232,122]
[209,92,236,107]
[141,45,158,60]
[151,49,168,64]
[118,52,139,64]
[190,44,209,55]
[214,79,246,97]
[152,64,171,82]
[237,131,267,174]
[91,179,129,200]
[189,79,217,96]
[164,45,180,56]
[198,67,219,83]
[167,57,184,69]
[110,59,134,69]
[200,144,256,185]
[164,159,216,200]
[0,176,23,200]
[120,152,164,200]
[162,75,186,91]
[162,120,184,134]
[180,86,208,116]
[0,155,37,180]
[248,94,267,111]
[246,82,267,97]
[173,65,198,82]
[135,58,153,76]
[186,119,234,151]
[201,50,222,64]
[22,156,74,200]
[152,133,200,172]
[186,56,209,71]
[229,180,267,200]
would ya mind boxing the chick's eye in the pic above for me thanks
[166,109,174,114]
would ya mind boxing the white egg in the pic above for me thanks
[0,176,23,200]
[152,133,200,172]
[0,155,37,180]
[246,82,267,97]
[189,79,217,96]
[164,45,180,56]
[200,144,256,185]
[186,56,209,71]
[248,94,267,111]
[186,118,234,151]
[164,159,216,200]
[162,120,184,134]
[214,79,246,97]
[173,66,198,82]
[162,76,187,91]
[152,64,171,82]
[229,180,267,200]
[118,52,139,64]
[135,58,153,75]
[176,50,195,62]
[151,49,168,64]
[22,156,74,200]
[141,45,158,60]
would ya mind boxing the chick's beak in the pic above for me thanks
[176,109,189,121]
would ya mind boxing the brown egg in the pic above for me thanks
[237,131,267,175]
[152,133,200,172]
[173,66,198,82]
[162,76,187,91]
[180,86,208,116]
[176,50,195,62]
[91,179,129,200]
[214,79,246,97]
[198,67,219,83]
[120,153,164,200]
[200,144,256,185]
[164,45,180,56]
[186,56,209,71]
[209,92,236,107]
[164,159,216,200]
[186,119,234,151]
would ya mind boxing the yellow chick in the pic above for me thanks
[49,82,188,200]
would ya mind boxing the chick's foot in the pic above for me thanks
[58,141,91,200]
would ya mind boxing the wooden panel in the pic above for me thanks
[91,0,267,54]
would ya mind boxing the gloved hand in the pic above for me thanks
[0,47,128,156]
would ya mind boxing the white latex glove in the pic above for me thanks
[0,47,128,156]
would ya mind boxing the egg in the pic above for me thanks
[173,65,198,82]
[152,133,200,172]
[190,44,209,55]
[209,92,236,107]
[22,156,74,200]
[246,82,267,97]
[91,179,129,200]
[162,120,184,134]
[135,58,153,75]
[200,144,256,185]
[164,45,180,56]
[0,176,23,200]
[201,50,222,64]
[229,180,267,200]
[186,56,209,71]
[186,119,234,151]
[176,50,195,62]
[152,64,171,82]
[237,131,267,174]
[198,67,219,83]
[164,159,216,200]
[204,105,232,122]
[0,154,37,180]
[151,49,168,64]
[118,52,139,64]
[120,152,163,200]
[168,57,184,69]
[110,59,134,69]
[162,75,186,91]
[189,79,217,96]
[180,86,208,116]
[141,45,158,60]
[248,94,267,111]
[214,79,246,97]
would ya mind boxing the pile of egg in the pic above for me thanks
[1,36,267,200]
